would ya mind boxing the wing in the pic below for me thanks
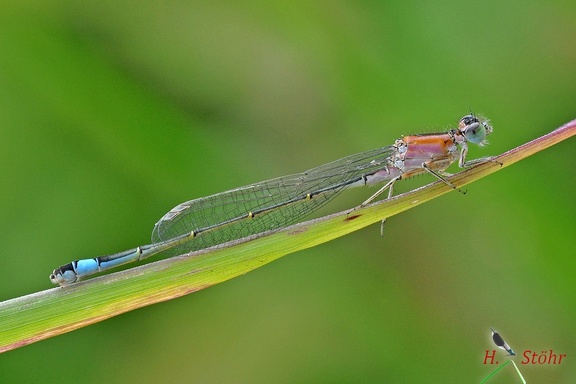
[152,145,396,254]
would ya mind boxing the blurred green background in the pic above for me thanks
[1,0,574,382]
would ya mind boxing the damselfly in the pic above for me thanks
[50,114,493,285]
[491,327,517,356]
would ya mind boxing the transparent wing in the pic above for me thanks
[152,145,396,254]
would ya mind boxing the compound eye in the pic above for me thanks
[458,114,478,128]
[463,122,487,144]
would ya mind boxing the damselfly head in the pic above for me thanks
[458,114,493,146]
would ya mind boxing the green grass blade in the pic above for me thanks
[511,361,527,384]
[480,360,511,383]
[0,118,574,352]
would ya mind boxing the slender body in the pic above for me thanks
[50,114,493,285]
